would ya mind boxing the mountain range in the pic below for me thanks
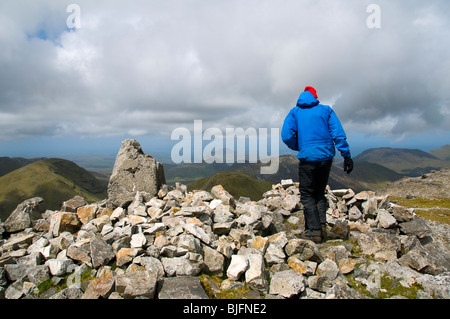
[1,145,449,222]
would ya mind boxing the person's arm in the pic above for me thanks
[281,108,299,151]
[328,109,350,158]
[329,109,353,174]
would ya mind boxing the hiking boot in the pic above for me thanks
[300,229,322,244]
[321,224,327,242]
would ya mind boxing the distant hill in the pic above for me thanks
[187,171,272,201]
[330,161,404,192]
[429,145,450,161]
[0,157,46,177]
[354,147,450,176]
[0,158,107,221]
[229,155,403,193]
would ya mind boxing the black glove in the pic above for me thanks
[343,157,354,174]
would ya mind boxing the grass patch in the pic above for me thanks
[391,197,450,224]
[345,273,424,299]
[199,274,251,299]
[35,266,95,297]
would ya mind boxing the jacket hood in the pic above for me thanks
[297,91,320,108]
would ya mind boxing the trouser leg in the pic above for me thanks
[299,160,332,231]
[315,160,332,225]
[298,162,321,231]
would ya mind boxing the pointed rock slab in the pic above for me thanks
[107,139,165,209]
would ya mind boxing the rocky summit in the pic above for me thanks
[0,140,449,300]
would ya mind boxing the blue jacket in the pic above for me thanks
[281,91,351,162]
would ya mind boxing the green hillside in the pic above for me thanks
[165,162,231,185]
[0,158,107,221]
[187,171,272,201]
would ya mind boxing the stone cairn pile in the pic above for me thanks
[0,140,449,299]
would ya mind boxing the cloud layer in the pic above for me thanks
[1,0,449,144]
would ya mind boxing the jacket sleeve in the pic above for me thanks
[281,108,299,151]
[328,109,351,158]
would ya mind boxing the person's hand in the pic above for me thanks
[343,157,354,174]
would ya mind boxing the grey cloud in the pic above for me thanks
[0,0,449,143]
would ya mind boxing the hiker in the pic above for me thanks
[281,86,353,243]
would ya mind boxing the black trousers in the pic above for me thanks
[298,160,332,231]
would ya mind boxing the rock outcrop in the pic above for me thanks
[0,140,449,300]
[107,139,165,209]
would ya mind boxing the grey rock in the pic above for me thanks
[4,197,44,233]
[211,185,235,207]
[4,263,30,281]
[162,253,204,277]
[183,223,211,245]
[284,239,324,263]
[202,245,225,276]
[50,286,84,299]
[416,272,450,299]
[81,267,115,299]
[325,284,368,299]
[245,254,268,293]
[399,217,432,238]
[46,259,73,277]
[137,256,165,280]
[61,195,88,213]
[317,258,339,280]
[107,139,165,209]
[157,276,208,299]
[227,255,249,280]
[90,236,115,269]
[26,264,50,286]
[1,233,36,252]
[264,243,286,265]
[350,230,400,262]
[398,240,450,275]
[115,270,158,299]
[269,269,306,298]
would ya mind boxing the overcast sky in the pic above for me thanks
[0,0,449,160]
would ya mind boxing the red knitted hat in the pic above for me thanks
[304,86,318,99]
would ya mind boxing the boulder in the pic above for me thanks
[61,196,88,213]
[157,276,208,299]
[269,270,306,298]
[115,270,158,299]
[49,212,81,237]
[90,236,115,269]
[107,139,165,209]
[4,197,44,233]
[82,267,116,299]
